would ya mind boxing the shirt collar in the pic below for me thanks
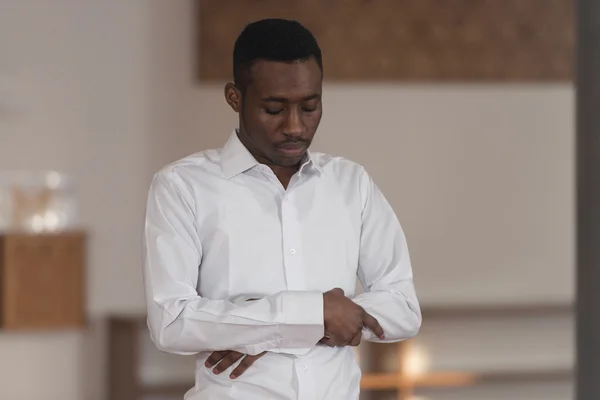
[220,130,259,179]
[221,130,322,179]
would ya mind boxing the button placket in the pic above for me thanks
[294,358,316,400]
[281,188,305,291]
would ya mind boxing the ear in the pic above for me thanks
[224,82,242,113]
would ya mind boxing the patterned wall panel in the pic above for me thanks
[197,0,574,82]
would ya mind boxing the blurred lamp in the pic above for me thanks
[402,342,431,378]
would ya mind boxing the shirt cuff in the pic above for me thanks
[276,291,324,351]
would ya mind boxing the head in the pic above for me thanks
[224,18,323,167]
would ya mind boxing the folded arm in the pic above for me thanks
[352,168,422,342]
[143,172,324,356]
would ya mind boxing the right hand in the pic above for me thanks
[321,288,384,346]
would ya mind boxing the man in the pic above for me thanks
[143,18,421,400]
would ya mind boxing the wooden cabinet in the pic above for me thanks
[108,316,191,400]
[0,232,86,330]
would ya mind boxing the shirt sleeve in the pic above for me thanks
[143,171,324,356]
[352,168,422,342]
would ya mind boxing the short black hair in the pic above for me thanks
[233,18,323,91]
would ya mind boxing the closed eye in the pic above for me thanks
[265,108,284,115]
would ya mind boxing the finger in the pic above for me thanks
[362,311,385,340]
[230,352,266,379]
[213,351,244,374]
[205,350,229,367]
[319,336,337,347]
[349,330,362,346]
[319,335,348,347]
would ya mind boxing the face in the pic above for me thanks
[224,57,323,167]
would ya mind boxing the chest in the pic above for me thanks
[195,174,362,300]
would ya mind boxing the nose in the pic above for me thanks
[283,108,305,137]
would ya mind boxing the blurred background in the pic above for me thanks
[0,1,577,400]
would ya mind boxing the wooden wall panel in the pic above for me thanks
[197,0,574,82]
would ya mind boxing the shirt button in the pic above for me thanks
[290,249,296,255]
[302,364,308,371]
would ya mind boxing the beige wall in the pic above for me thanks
[0,1,573,399]
[186,84,575,306]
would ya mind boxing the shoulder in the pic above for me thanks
[311,151,371,186]
[157,148,220,178]
[150,148,222,196]
[310,151,373,204]
[311,151,369,178]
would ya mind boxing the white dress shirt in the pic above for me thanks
[143,130,421,400]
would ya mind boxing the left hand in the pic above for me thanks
[205,350,266,379]
[205,295,264,379]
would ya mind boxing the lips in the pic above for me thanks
[276,142,306,157]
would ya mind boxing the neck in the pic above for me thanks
[269,165,298,188]
[236,129,300,187]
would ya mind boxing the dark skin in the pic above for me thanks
[224,58,322,188]
[206,57,385,378]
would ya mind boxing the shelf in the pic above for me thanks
[360,368,573,391]
[473,368,573,383]
[420,303,573,319]
[361,372,476,390]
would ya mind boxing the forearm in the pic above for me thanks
[355,168,422,343]
[147,290,324,356]
[353,288,421,343]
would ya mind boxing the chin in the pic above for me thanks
[271,154,304,167]
[277,158,303,167]
[271,147,308,167]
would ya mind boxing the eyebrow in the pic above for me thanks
[261,93,321,103]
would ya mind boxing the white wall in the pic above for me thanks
[0,0,153,398]
[0,0,574,399]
